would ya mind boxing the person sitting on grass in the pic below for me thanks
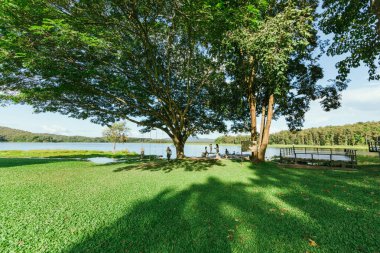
[166,147,172,161]
[225,149,229,158]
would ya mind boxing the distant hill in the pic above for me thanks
[0,126,215,143]
[0,126,106,143]
[187,137,215,143]
[215,121,380,146]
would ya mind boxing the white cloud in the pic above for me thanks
[308,87,379,126]
[269,84,380,134]
[129,130,141,137]
[342,85,380,111]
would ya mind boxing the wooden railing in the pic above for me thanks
[280,147,357,167]
[368,141,380,152]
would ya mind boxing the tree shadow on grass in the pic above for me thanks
[245,162,380,252]
[356,156,380,173]
[64,161,379,253]
[66,177,310,253]
[113,159,225,173]
[0,158,72,168]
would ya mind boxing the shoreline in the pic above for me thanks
[0,141,369,150]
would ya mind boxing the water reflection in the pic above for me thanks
[87,157,118,164]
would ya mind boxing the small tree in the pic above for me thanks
[103,122,129,153]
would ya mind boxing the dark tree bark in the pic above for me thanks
[174,140,185,159]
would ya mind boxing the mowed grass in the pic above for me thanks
[0,156,379,253]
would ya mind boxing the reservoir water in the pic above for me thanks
[0,142,281,159]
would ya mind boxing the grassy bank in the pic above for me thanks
[0,155,379,252]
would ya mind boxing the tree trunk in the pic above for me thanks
[257,147,266,161]
[173,135,186,159]
[174,141,185,159]
[113,142,116,153]
[254,94,275,162]
[258,106,266,148]
[247,57,257,160]
[249,93,257,160]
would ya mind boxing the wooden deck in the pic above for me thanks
[280,147,357,168]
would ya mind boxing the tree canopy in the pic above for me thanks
[201,1,341,161]
[320,0,380,81]
[270,121,380,146]
[0,0,226,158]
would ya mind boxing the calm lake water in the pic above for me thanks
[0,142,280,159]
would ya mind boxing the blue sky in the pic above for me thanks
[1,54,380,139]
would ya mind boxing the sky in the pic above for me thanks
[1,54,380,139]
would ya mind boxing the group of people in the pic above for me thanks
[203,143,219,156]
[203,144,236,158]
[140,143,234,161]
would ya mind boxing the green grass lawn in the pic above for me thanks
[0,155,379,252]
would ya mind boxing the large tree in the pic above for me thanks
[205,1,341,161]
[0,0,226,158]
[320,0,380,81]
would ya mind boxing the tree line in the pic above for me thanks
[0,126,169,143]
[216,121,380,146]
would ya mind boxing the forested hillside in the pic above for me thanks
[0,126,106,142]
[271,122,380,146]
[216,122,380,146]
[0,126,209,143]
